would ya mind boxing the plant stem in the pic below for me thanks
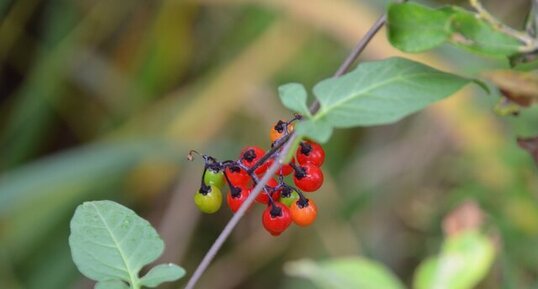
[309,12,388,114]
[183,11,390,289]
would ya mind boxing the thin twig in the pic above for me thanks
[310,13,387,114]
[183,11,389,289]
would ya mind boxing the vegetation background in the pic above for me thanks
[1,0,538,288]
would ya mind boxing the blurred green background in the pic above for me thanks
[1,0,537,288]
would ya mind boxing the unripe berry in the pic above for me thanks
[270,120,294,143]
[194,185,222,214]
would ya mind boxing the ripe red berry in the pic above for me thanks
[225,165,250,186]
[290,198,317,226]
[265,158,294,176]
[256,178,280,204]
[240,146,268,174]
[293,163,324,192]
[279,161,294,176]
[226,185,251,213]
[296,141,325,167]
[262,202,292,236]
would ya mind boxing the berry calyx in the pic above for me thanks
[240,146,268,174]
[296,140,325,167]
[270,120,294,142]
[262,202,292,236]
[204,165,225,188]
[293,163,324,192]
[279,186,300,207]
[194,184,223,214]
[290,198,317,227]
[226,185,251,213]
[225,165,250,186]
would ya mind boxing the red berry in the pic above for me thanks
[226,185,251,213]
[262,202,292,236]
[296,141,325,167]
[290,198,318,227]
[279,162,294,176]
[256,178,280,204]
[293,163,324,192]
[240,146,268,174]
[264,158,293,176]
[225,165,250,186]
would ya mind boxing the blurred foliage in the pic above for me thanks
[0,0,537,289]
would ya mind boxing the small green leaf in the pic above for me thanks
[312,57,470,127]
[139,263,185,288]
[387,2,452,52]
[294,119,333,144]
[69,200,185,289]
[449,8,522,56]
[278,83,312,117]
[285,257,405,289]
[414,231,495,289]
[387,3,523,56]
[95,280,129,289]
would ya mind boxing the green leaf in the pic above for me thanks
[285,257,405,289]
[387,3,522,56]
[312,57,470,127]
[278,83,312,117]
[449,8,522,56]
[139,264,185,288]
[69,201,185,289]
[95,280,129,289]
[387,2,452,52]
[294,119,333,144]
[414,231,495,289]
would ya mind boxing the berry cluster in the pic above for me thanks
[190,116,326,236]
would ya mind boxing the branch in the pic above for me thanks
[183,11,389,289]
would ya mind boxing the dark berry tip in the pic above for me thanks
[281,186,291,197]
[297,198,309,208]
[300,142,312,155]
[270,205,282,217]
[230,186,241,198]
[274,120,286,133]
[200,184,211,195]
[242,149,257,162]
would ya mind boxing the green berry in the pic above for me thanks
[204,167,225,189]
[194,185,222,214]
[279,187,300,207]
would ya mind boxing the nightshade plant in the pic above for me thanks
[67,0,538,289]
